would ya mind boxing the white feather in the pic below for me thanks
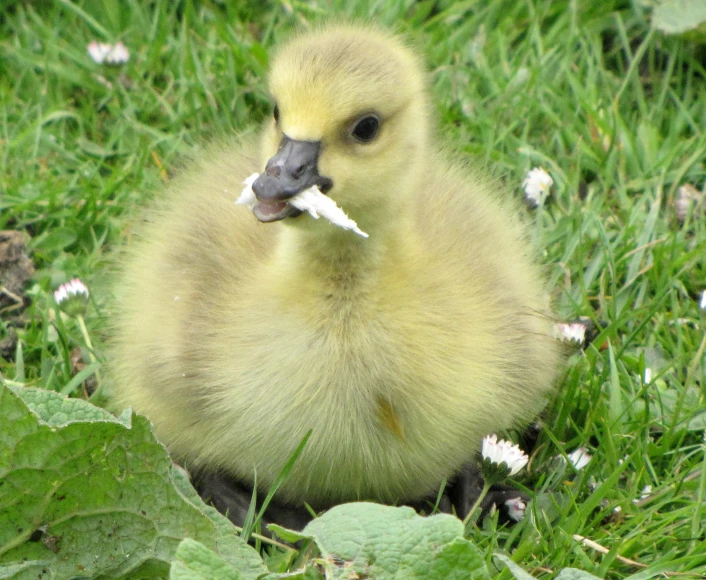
[236,173,369,238]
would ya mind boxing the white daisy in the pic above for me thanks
[105,41,130,65]
[87,40,130,65]
[87,41,112,64]
[675,183,701,224]
[54,279,90,317]
[566,447,592,470]
[553,322,586,344]
[522,167,553,206]
[54,278,89,304]
[504,496,526,522]
[481,434,528,476]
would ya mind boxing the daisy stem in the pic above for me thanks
[462,481,492,529]
[77,314,102,387]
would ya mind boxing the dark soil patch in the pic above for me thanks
[0,230,35,360]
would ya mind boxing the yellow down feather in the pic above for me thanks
[108,23,560,509]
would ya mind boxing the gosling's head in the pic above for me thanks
[251,25,430,230]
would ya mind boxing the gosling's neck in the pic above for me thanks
[269,199,418,300]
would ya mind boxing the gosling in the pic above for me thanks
[109,24,560,528]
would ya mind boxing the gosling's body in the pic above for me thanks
[110,25,559,510]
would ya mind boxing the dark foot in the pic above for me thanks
[194,463,527,535]
[410,463,529,524]
[192,470,314,533]
[448,462,529,523]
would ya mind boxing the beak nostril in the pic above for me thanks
[292,163,306,180]
[265,165,281,178]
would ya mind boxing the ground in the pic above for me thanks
[1,0,705,577]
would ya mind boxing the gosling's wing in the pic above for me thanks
[418,155,546,308]
[413,155,559,412]
[107,137,272,413]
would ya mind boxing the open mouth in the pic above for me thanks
[238,173,367,237]
[251,178,332,223]
[252,200,302,222]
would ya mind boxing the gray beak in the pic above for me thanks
[251,137,333,223]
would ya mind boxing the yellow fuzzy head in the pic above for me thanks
[261,25,430,230]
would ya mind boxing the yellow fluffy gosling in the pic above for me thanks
[109,24,560,523]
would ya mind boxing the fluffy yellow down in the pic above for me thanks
[108,24,560,509]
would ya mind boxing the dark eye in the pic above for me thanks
[273,104,280,124]
[351,115,380,143]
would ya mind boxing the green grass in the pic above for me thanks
[2,0,706,577]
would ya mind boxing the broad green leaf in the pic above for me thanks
[31,228,77,252]
[278,502,490,580]
[495,554,603,580]
[631,384,705,432]
[0,384,266,580]
[555,569,603,580]
[494,553,536,579]
[11,383,124,425]
[77,137,125,158]
[170,539,244,580]
[652,0,706,35]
